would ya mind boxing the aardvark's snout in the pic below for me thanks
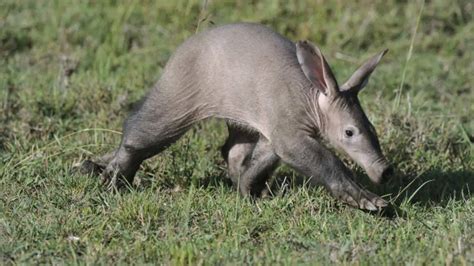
[366,160,393,185]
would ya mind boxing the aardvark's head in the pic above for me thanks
[296,40,393,184]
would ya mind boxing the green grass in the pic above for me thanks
[1,0,473,264]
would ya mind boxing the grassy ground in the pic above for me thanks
[1,0,473,264]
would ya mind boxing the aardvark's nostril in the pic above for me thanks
[380,166,394,184]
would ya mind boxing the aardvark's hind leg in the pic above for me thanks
[102,111,190,188]
[221,123,258,186]
[222,124,280,197]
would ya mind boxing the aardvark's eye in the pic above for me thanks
[345,129,354,137]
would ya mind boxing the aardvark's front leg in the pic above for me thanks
[274,134,387,211]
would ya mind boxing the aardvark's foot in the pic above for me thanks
[328,177,387,211]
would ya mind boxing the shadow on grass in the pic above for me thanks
[140,165,473,209]
[265,167,473,218]
[382,168,473,206]
[375,168,473,218]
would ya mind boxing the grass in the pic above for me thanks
[1,0,473,264]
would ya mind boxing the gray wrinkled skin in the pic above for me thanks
[82,23,392,211]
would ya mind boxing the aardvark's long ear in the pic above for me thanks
[340,49,388,93]
[296,40,339,97]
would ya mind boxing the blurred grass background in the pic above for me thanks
[0,0,473,264]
